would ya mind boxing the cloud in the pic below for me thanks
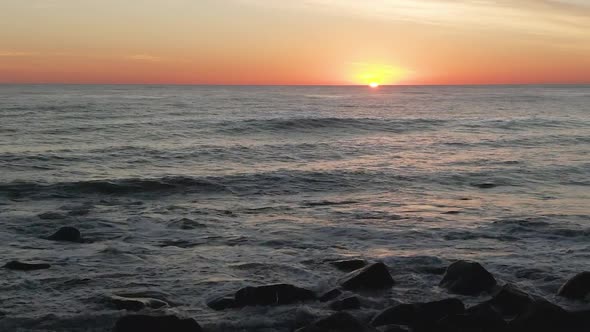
[126,54,162,62]
[0,51,37,57]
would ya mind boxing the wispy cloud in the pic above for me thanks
[0,51,38,57]
[126,54,162,62]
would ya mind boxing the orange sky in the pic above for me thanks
[1,0,590,85]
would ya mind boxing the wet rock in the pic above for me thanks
[4,261,50,271]
[234,283,315,307]
[319,289,342,302]
[113,314,202,332]
[110,295,168,311]
[329,296,361,311]
[47,226,82,243]
[206,295,236,311]
[331,259,368,272]
[439,260,496,295]
[340,262,395,291]
[558,272,590,300]
[296,312,373,332]
[371,299,464,328]
[508,298,570,332]
[437,303,508,332]
[487,284,534,316]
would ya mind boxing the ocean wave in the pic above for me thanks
[215,117,446,134]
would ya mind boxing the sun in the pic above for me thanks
[369,82,379,88]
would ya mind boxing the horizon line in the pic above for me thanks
[1,82,589,87]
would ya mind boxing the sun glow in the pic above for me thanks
[351,63,411,86]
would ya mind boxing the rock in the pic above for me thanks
[381,326,410,332]
[4,261,50,271]
[371,299,464,328]
[439,260,496,295]
[558,272,590,300]
[340,262,395,291]
[296,312,373,332]
[508,299,570,332]
[234,284,315,307]
[437,303,508,332]
[487,284,534,316]
[329,296,361,311]
[110,295,168,311]
[113,315,202,332]
[206,295,236,311]
[319,289,342,302]
[331,259,368,272]
[47,226,82,243]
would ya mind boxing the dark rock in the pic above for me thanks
[113,315,202,332]
[508,299,570,332]
[329,296,361,311]
[381,326,410,332]
[487,284,534,316]
[439,260,496,295]
[371,303,416,327]
[4,261,50,271]
[570,310,590,331]
[206,295,236,310]
[371,299,464,328]
[47,226,82,243]
[437,303,508,332]
[319,289,342,302]
[297,312,373,332]
[340,262,395,291]
[110,295,168,311]
[558,272,590,300]
[234,284,315,307]
[331,259,368,272]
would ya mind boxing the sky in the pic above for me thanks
[1,0,590,85]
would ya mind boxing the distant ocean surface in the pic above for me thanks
[1,85,589,331]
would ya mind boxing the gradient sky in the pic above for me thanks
[1,0,590,85]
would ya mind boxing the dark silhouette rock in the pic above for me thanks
[319,289,342,302]
[340,262,395,291]
[234,284,315,307]
[206,295,236,311]
[382,326,409,332]
[330,259,368,272]
[558,272,590,300]
[487,284,534,316]
[47,226,82,243]
[439,260,496,295]
[329,296,361,311]
[508,299,570,332]
[110,295,168,311]
[4,261,50,271]
[437,303,508,332]
[371,299,464,328]
[296,312,372,332]
[113,315,202,332]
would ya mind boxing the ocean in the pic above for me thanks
[1,84,589,331]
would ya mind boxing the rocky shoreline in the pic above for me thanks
[3,226,590,331]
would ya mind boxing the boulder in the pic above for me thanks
[47,226,82,243]
[437,303,508,332]
[110,295,168,311]
[113,315,202,332]
[329,296,361,311]
[439,260,496,295]
[296,312,374,332]
[4,261,50,271]
[331,259,368,272]
[234,284,315,307]
[508,299,570,332]
[371,299,464,328]
[319,289,342,302]
[558,272,590,300]
[340,262,395,291]
[487,284,534,316]
[206,295,236,311]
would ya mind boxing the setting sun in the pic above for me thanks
[369,82,379,88]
